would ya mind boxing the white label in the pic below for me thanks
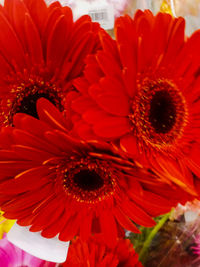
[46,0,115,30]
[88,4,114,30]
[7,223,69,263]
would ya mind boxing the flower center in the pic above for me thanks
[2,79,63,125]
[15,91,58,119]
[73,169,104,191]
[62,157,115,203]
[149,90,176,134]
[131,78,188,149]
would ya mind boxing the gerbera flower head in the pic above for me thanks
[70,10,200,194]
[0,234,56,267]
[0,98,190,244]
[62,235,143,267]
[0,0,101,126]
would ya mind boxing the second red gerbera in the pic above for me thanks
[70,10,200,195]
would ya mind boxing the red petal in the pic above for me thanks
[12,144,54,162]
[94,91,129,117]
[12,128,61,155]
[2,183,53,220]
[46,14,70,71]
[121,200,155,227]
[83,108,107,124]
[99,209,118,247]
[129,190,172,217]
[1,184,51,212]
[0,150,24,161]
[79,210,93,241]
[0,9,26,70]
[66,32,94,79]
[0,167,52,194]
[71,96,96,114]
[25,13,43,65]
[30,196,64,232]
[41,208,69,238]
[96,50,122,77]
[161,17,185,67]
[120,134,140,157]
[113,207,140,233]
[12,0,29,52]
[89,77,130,116]
[37,98,69,132]
[59,214,80,241]
[23,0,48,33]
[83,56,103,84]
[155,156,196,194]
[13,114,52,136]
[93,116,131,138]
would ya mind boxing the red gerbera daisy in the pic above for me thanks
[0,0,100,126]
[62,235,143,267]
[0,98,190,244]
[70,10,200,194]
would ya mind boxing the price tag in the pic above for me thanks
[46,0,115,30]
[87,2,115,30]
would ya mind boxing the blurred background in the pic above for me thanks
[44,0,200,35]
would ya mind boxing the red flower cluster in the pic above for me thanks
[0,0,199,265]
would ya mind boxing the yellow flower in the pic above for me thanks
[0,211,15,239]
[160,0,173,15]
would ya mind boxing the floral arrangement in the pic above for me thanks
[0,0,200,266]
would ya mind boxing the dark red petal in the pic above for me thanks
[23,0,48,33]
[155,156,196,194]
[113,208,140,233]
[37,98,69,132]
[65,33,95,80]
[12,128,61,155]
[161,17,185,67]
[12,144,54,162]
[13,114,52,136]
[46,14,70,71]
[71,96,96,114]
[93,91,129,117]
[120,134,140,157]
[41,208,69,238]
[0,9,26,70]
[83,108,107,124]
[12,0,29,51]
[96,50,122,77]
[59,213,81,241]
[121,200,156,227]
[99,209,118,247]
[79,210,93,241]
[129,190,172,217]
[29,196,64,232]
[0,166,52,194]
[2,182,54,220]
[93,117,131,138]
[24,13,43,65]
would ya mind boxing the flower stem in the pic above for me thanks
[139,212,170,263]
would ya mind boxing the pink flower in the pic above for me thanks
[0,234,56,267]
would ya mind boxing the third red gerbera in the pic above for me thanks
[62,235,143,267]
[0,0,100,126]
[0,98,190,244]
[70,10,200,194]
